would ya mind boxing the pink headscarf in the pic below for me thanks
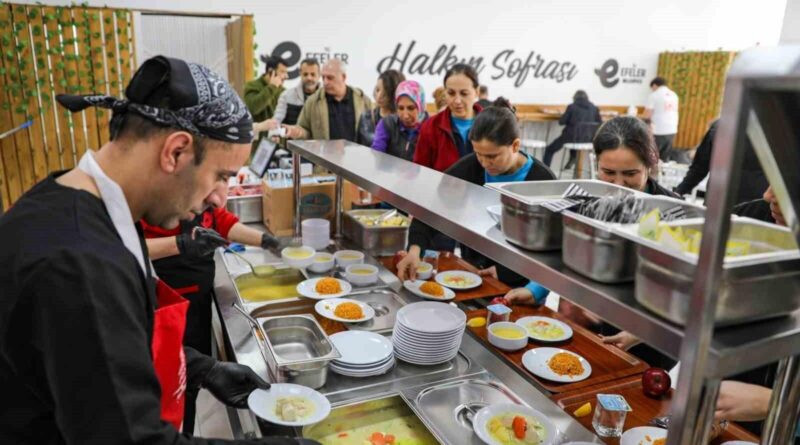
[395,80,426,120]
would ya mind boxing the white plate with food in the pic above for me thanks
[521,348,592,383]
[247,383,331,427]
[473,402,557,445]
[619,426,667,445]
[403,280,456,301]
[314,298,375,323]
[515,316,573,342]
[435,270,483,290]
[296,277,352,300]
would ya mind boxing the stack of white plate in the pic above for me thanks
[328,331,395,377]
[392,302,466,365]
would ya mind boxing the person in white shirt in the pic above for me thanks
[642,77,680,161]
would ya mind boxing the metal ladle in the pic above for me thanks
[224,247,275,278]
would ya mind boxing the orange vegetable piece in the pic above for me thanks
[370,432,386,445]
[512,416,527,439]
[385,434,396,444]
[337,433,348,438]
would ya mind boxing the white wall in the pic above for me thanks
[781,0,800,43]
[23,0,788,106]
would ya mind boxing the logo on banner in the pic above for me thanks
[270,41,350,80]
[377,40,578,88]
[595,59,646,88]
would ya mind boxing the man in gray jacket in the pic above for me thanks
[272,58,321,126]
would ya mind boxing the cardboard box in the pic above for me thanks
[262,176,360,236]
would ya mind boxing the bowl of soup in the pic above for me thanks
[281,246,316,269]
[488,322,528,351]
[308,252,335,273]
[344,263,379,286]
[334,250,365,268]
[416,262,433,280]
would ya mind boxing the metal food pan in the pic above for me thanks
[260,315,340,388]
[226,194,263,223]
[342,209,410,256]
[561,195,705,283]
[302,394,442,445]
[485,180,638,251]
[628,218,800,326]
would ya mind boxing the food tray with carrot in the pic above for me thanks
[465,305,648,393]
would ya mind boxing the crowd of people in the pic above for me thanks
[0,49,787,445]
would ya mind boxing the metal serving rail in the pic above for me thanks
[285,138,800,379]
[212,240,598,442]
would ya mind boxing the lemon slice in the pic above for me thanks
[573,402,592,417]
[467,317,487,328]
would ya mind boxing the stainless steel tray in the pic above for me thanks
[624,217,800,326]
[226,194,263,223]
[342,209,410,256]
[259,314,341,388]
[250,289,406,333]
[562,195,705,283]
[407,377,527,445]
[302,394,443,444]
[485,180,638,251]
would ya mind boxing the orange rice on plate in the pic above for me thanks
[548,352,584,376]
[333,302,363,320]
[419,281,444,297]
[315,277,342,295]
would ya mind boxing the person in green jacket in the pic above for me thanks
[244,55,288,124]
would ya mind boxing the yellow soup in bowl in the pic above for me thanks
[491,327,526,340]
[284,248,312,259]
[349,268,374,275]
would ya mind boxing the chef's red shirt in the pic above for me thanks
[141,207,240,240]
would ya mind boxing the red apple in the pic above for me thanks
[642,367,671,398]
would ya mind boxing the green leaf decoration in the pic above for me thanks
[70,85,79,92]
[59,78,67,87]
[106,51,113,58]
[92,31,99,39]
[1,102,9,111]
[56,61,65,69]
[67,69,75,77]
[28,8,38,19]
[15,6,25,14]
[36,58,44,69]
[32,25,42,36]
[103,17,110,25]
[0,67,5,75]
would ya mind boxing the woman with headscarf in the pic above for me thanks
[371,80,429,161]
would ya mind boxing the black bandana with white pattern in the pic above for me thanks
[56,55,253,144]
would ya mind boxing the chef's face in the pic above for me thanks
[473,138,521,177]
[597,146,649,191]
[149,134,249,229]
[445,74,478,119]
[396,96,419,128]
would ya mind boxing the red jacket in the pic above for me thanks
[413,103,483,172]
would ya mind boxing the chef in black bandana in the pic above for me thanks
[0,56,316,445]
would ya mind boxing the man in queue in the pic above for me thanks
[0,55,315,445]
[285,59,373,141]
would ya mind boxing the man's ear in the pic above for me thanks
[158,131,195,174]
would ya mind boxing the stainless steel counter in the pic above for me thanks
[212,236,599,442]
[284,139,800,379]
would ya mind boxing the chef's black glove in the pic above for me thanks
[177,226,229,258]
[260,232,280,250]
[202,361,270,408]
